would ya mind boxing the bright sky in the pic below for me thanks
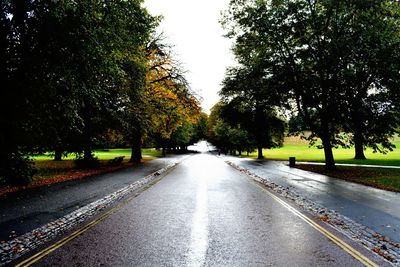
[144,0,235,114]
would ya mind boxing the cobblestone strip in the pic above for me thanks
[226,160,400,266]
[0,162,179,266]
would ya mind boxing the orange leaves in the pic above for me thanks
[143,38,201,141]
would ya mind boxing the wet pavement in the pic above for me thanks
[225,156,400,243]
[20,152,384,266]
[0,156,185,241]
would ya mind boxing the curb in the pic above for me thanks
[0,161,179,266]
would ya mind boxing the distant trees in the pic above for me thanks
[221,0,400,169]
[0,1,202,184]
[207,103,250,155]
[207,101,283,158]
[220,66,285,159]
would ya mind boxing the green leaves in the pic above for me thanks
[0,0,155,183]
[221,0,400,169]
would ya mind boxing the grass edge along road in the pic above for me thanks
[295,164,400,192]
[243,136,400,192]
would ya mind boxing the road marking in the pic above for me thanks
[15,179,163,267]
[253,182,379,267]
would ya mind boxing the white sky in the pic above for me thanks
[144,0,235,114]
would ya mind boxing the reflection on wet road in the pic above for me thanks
[187,159,208,267]
[227,156,400,243]
[26,151,383,266]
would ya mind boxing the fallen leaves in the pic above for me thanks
[372,247,395,262]
[319,214,330,223]
[0,162,132,198]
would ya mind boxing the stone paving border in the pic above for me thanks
[225,160,400,266]
[0,161,180,266]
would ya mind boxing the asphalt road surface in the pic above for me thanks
[0,156,185,241]
[17,153,385,267]
[225,157,400,243]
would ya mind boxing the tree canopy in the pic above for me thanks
[0,0,202,184]
[221,0,400,169]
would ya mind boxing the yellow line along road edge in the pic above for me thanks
[15,175,168,267]
[253,181,379,267]
[16,158,378,267]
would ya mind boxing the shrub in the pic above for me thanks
[74,157,100,169]
[0,153,36,185]
[108,156,125,166]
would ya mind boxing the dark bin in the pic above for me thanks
[289,157,296,167]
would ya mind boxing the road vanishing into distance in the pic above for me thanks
[13,150,387,266]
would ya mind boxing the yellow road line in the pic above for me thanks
[253,182,379,267]
[15,180,161,267]
[16,163,378,267]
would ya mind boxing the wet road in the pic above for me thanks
[0,156,185,241]
[226,157,400,243]
[22,153,383,266]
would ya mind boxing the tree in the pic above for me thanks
[0,0,155,182]
[220,66,285,159]
[191,112,208,142]
[337,2,400,159]
[208,102,266,157]
[66,0,154,164]
[288,114,309,134]
[144,35,201,156]
[222,0,400,169]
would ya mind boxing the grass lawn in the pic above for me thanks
[243,135,400,192]
[33,148,162,161]
[296,164,400,192]
[246,135,400,167]
[31,148,162,183]
[0,148,163,197]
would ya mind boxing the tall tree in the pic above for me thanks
[337,2,400,159]
[144,35,200,156]
[222,0,400,169]
[220,66,285,159]
[0,0,155,183]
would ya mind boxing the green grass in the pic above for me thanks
[24,148,163,185]
[247,136,400,166]
[33,148,162,161]
[296,165,400,192]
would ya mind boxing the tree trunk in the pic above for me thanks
[322,138,335,170]
[257,146,264,159]
[354,130,366,160]
[130,134,142,163]
[54,148,62,161]
[83,146,92,161]
[130,145,142,163]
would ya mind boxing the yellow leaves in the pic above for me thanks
[144,78,199,139]
[143,38,201,141]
